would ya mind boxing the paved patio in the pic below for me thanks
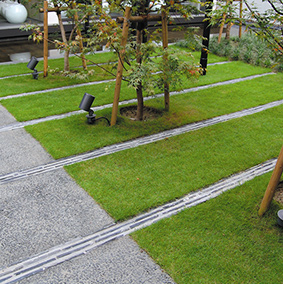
[0,104,174,283]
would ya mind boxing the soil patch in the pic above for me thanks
[274,181,283,204]
[120,106,163,121]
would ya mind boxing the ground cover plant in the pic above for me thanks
[209,34,283,71]
[132,173,283,283]
[1,61,272,121]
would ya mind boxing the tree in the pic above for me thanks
[23,0,201,122]
[22,0,98,71]
[208,0,240,42]
[103,0,200,121]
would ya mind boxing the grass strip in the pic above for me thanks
[0,65,115,98]
[0,48,225,77]
[2,62,273,121]
[65,105,283,221]
[132,173,283,284]
[0,51,117,77]
[0,50,267,98]
[25,73,283,159]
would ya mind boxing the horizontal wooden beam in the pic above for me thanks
[116,14,162,23]
[39,7,68,13]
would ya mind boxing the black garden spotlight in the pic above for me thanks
[27,56,39,79]
[277,209,283,227]
[79,93,110,125]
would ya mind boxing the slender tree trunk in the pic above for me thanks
[134,1,149,121]
[225,21,233,40]
[136,28,144,121]
[73,6,87,70]
[162,7,169,110]
[225,0,233,40]
[110,7,131,126]
[57,10,70,71]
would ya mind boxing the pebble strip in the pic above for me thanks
[0,98,282,185]
[0,158,276,284]
[0,72,274,133]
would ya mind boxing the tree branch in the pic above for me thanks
[244,0,283,53]
[266,0,283,15]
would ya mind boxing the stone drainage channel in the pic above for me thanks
[0,158,277,284]
[0,96,283,186]
[0,70,281,283]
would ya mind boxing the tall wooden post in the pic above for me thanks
[161,7,169,111]
[258,145,283,216]
[43,0,48,77]
[110,7,131,126]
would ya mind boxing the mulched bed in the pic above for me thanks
[120,106,163,121]
[274,181,283,204]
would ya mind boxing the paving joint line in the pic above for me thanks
[0,98,282,185]
[0,158,277,284]
[0,72,275,133]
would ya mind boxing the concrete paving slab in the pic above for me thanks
[0,170,113,267]
[0,128,53,175]
[0,104,16,126]
[0,102,175,283]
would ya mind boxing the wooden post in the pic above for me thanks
[161,7,169,111]
[110,7,131,126]
[43,0,48,77]
[258,145,283,216]
[239,0,243,38]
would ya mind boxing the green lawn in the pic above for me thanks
[132,173,283,284]
[65,105,283,221]
[0,64,115,98]
[25,73,282,159]
[0,51,118,77]
[1,61,273,121]
[0,49,226,77]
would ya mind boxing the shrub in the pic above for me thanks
[208,33,282,71]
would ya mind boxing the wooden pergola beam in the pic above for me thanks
[39,6,68,13]
[116,14,162,23]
